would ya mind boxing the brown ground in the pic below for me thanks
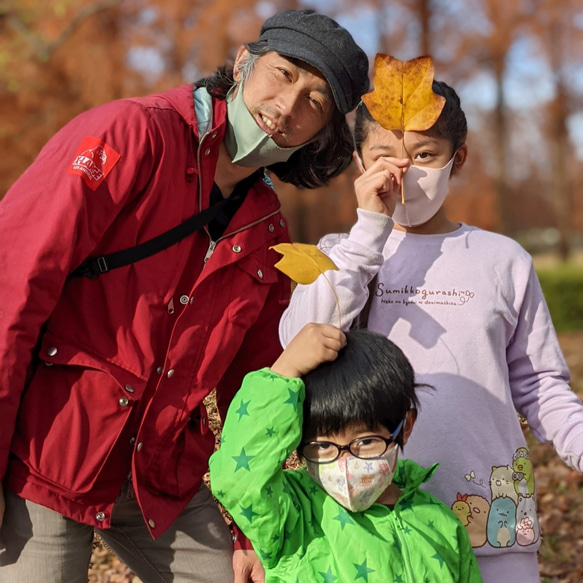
[88,331,583,583]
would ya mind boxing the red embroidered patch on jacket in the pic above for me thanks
[68,136,121,191]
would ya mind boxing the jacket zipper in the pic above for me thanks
[395,510,416,582]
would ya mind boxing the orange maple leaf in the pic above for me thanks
[362,54,445,133]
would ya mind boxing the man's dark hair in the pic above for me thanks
[195,42,354,189]
[354,80,467,158]
[301,330,424,448]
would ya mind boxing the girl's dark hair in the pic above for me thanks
[194,42,354,189]
[301,330,423,448]
[353,80,467,157]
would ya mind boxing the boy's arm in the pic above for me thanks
[209,324,345,567]
[278,210,393,346]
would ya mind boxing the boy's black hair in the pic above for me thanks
[354,80,468,157]
[301,330,423,448]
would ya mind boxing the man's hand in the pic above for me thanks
[271,323,346,378]
[233,548,265,583]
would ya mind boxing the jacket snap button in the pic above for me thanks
[156,366,163,375]
[279,219,285,227]
[268,224,275,232]
[232,245,242,253]
[125,385,134,393]
[211,132,217,139]
[96,512,106,521]
[179,295,189,305]
[47,346,57,357]
[129,437,136,445]
[257,269,263,279]
[167,369,175,378]
[119,397,129,407]
[136,442,143,452]
[148,518,156,528]
[205,148,211,156]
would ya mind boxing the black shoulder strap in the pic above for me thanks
[70,198,228,279]
[352,274,378,330]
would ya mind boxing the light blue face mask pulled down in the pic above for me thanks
[223,85,305,168]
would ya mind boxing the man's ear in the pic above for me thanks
[352,151,365,173]
[233,46,249,83]
[401,409,417,447]
[452,144,467,176]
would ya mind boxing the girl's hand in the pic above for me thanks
[354,157,410,216]
[271,323,346,378]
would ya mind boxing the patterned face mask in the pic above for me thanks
[306,447,398,512]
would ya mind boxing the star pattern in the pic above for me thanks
[354,559,375,582]
[232,447,254,472]
[333,507,354,530]
[284,388,300,408]
[266,427,276,437]
[236,399,251,420]
[239,503,259,523]
[431,552,446,568]
[265,485,274,497]
[319,566,338,582]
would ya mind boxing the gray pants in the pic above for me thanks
[0,482,234,583]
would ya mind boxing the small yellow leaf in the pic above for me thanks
[271,243,338,285]
[362,54,446,133]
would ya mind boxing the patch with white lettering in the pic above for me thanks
[68,136,121,191]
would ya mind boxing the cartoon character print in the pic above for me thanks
[516,494,539,546]
[451,493,471,526]
[466,495,490,547]
[454,453,538,549]
[512,447,535,497]
[490,465,518,503]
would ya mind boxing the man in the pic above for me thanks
[0,9,369,583]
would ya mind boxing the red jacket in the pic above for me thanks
[0,85,291,538]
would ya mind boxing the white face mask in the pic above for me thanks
[306,447,398,512]
[391,155,456,227]
[223,85,305,168]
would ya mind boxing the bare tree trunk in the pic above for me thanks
[418,0,431,55]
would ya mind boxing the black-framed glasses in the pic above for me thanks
[300,419,404,464]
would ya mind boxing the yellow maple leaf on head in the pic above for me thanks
[270,243,338,285]
[361,54,446,133]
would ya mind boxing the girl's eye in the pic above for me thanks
[415,151,431,160]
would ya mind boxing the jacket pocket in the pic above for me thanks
[12,334,146,494]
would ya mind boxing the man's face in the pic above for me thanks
[234,49,335,148]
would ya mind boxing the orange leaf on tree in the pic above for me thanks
[362,54,446,133]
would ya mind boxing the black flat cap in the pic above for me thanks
[258,9,369,114]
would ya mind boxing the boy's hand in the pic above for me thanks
[354,156,410,216]
[271,323,346,378]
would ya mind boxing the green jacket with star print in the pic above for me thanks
[209,368,483,583]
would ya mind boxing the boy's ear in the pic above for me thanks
[452,144,468,176]
[401,409,417,446]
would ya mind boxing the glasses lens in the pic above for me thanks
[350,436,389,459]
[302,442,339,462]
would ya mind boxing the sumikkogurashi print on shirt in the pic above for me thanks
[450,447,539,549]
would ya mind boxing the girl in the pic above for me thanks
[279,70,583,582]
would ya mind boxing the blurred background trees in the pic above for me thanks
[1,0,582,259]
